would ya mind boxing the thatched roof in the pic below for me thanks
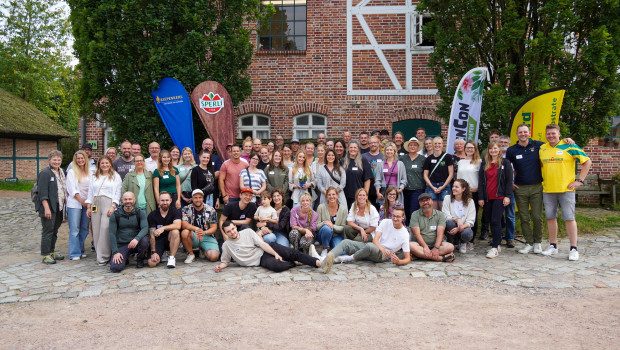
[0,87,73,139]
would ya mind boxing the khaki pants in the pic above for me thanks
[91,196,112,264]
[514,183,543,244]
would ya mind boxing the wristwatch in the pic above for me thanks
[433,245,440,249]
[576,179,584,184]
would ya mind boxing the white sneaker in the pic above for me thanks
[308,245,320,259]
[486,248,499,259]
[541,245,558,256]
[167,256,176,268]
[518,244,533,254]
[320,249,328,258]
[70,256,81,261]
[568,248,579,261]
[533,243,543,254]
[338,255,354,263]
[459,243,467,254]
[184,254,195,264]
[466,242,474,251]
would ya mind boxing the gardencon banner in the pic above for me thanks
[446,67,488,153]
[151,77,195,154]
[508,87,565,143]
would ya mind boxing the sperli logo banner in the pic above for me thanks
[200,92,224,114]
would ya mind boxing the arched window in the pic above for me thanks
[238,113,271,139]
[293,113,327,139]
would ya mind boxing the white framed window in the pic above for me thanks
[238,113,271,139]
[293,113,327,139]
[411,13,435,50]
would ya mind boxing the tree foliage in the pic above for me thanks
[68,0,264,149]
[0,0,79,135]
[419,0,620,146]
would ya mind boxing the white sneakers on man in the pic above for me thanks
[568,248,580,261]
[541,245,558,256]
[167,256,176,268]
[518,244,533,254]
[486,248,499,259]
[533,243,543,254]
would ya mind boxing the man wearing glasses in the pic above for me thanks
[322,206,411,273]
[409,193,455,262]
[145,142,161,172]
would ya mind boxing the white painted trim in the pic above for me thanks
[356,13,402,89]
[348,89,438,96]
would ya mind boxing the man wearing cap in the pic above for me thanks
[219,144,249,205]
[290,138,301,154]
[66,143,96,175]
[180,189,219,263]
[359,131,370,154]
[400,137,426,225]
[144,141,161,173]
[215,220,326,273]
[409,193,455,262]
[219,187,257,236]
[147,191,181,268]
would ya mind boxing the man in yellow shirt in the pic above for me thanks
[539,124,591,261]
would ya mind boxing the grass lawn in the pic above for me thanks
[0,181,34,192]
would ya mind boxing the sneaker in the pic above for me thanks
[338,255,354,263]
[486,248,499,259]
[42,255,56,264]
[568,248,579,261]
[541,245,558,256]
[459,243,467,254]
[323,253,334,274]
[184,254,195,264]
[308,245,320,259]
[167,256,176,268]
[518,244,533,254]
[506,240,515,248]
[161,251,169,262]
[81,254,87,258]
[533,243,543,254]
[91,242,95,252]
[466,242,474,251]
[70,256,81,261]
[51,252,64,260]
[320,249,328,258]
[97,261,107,266]
[136,258,144,268]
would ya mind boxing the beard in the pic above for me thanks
[160,203,170,211]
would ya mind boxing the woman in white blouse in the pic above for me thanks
[457,140,482,244]
[66,150,91,260]
[344,188,379,242]
[442,179,476,254]
[86,156,122,265]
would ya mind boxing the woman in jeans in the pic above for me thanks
[478,141,513,259]
[239,153,267,204]
[442,179,476,254]
[66,150,90,260]
[401,137,426,226]
[263,188,291,247]
[457,141,482,248]
[177,147,196,207]
[423,137,454,210]
[316,187,348,257]
[86,156,122,265]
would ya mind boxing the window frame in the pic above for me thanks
[237,113,271,140]
[293,113,327,140]
[258,0,307,52]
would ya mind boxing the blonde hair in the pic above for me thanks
[352,188,371,214]
[72,150,89,183]
[157,150,177,176]
[383,142,397,160]
[292,150,312,181]
[181,147,196,165]
[95,156,116,180]
[484,141,502,171]
[465,140,481,165]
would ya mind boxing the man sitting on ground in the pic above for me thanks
[323,206,411,273]
[147,191,181,268]
[219,187,257,234]
[109,192,149,272]
[214,220,325,273]
[409,193,455,262]
[180,189,219,263]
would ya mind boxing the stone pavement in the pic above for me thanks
[0,196,619,304]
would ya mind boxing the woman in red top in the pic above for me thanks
[478,141,513,259]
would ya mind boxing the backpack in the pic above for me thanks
[114,207,142,228]
[31,183,39,205]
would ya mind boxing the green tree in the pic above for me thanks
[68,0,265,149]
[0,0,79,135]
[419,0,620,146]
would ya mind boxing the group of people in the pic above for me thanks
[35,122,591,274]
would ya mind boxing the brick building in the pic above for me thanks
[79,0,618,202]
[0,88,72,181]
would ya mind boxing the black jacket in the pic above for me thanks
[478,158,513,201]
[36,166,60,216]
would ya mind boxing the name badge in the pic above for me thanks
[431,159,437,163]
[240,215,245,219]
[556,151,563,155]
[234,248,240,252]
[130,165,135,171]
[516,155,523,159]
[352,167,359,171]
[383,168,388,172]
[50,177,55,182]
[430,225,437,230]
[269,171,275,175]
[156,225,163,229]
[212,161,215,166]
[163,175,169,179]
[412,164,418,168]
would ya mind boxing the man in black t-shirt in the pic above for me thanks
[113,140,134,180]
[219,187,257,235]
[147,192,182,268]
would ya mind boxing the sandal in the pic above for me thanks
[442,253,455,263]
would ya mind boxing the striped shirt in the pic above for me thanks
[539,141,590,193]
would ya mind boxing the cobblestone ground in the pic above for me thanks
[0,196,619,304]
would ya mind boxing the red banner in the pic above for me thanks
[191,81,234,160]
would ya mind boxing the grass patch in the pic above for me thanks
[573,213,620,234]
[0,181,34,192]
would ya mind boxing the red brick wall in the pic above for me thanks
[0,138,58,181]
[79,119,106,159]
[577,138,619,204]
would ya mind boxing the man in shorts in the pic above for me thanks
[539,124,591,261]
[147,192,181,268]
[180,189,219,263]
